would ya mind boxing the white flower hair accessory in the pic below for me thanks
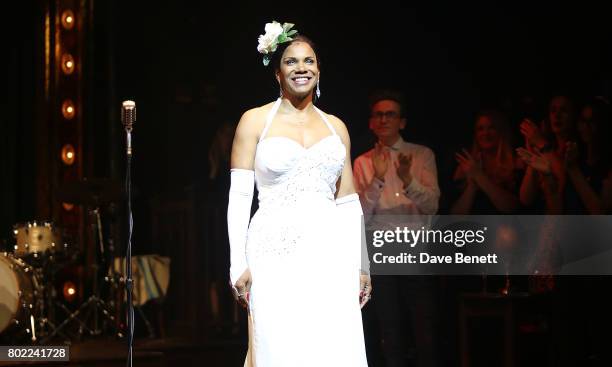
[257,21,298,66]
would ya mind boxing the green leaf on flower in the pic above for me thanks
[286,30,297,37]
[282,23,294,33]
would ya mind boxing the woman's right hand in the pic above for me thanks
[232,268,252,309]
[517,147,552,175]
[520,119,547,149]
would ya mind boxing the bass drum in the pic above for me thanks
[0,253,36,337]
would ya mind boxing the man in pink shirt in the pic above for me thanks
[353,89,440,367]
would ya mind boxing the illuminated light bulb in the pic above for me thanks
[61,54,75,75]
[61,144,76,165]
[61,10,75,30]
[61,99,76,119]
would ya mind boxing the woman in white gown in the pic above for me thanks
[227,22,371,366]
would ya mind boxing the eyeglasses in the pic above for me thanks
[370,111,400,120]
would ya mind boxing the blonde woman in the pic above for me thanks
[451,110,521,214]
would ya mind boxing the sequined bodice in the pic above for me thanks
[255,134,345,209]
[253,99,346,210]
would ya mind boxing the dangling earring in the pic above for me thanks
[277,77,283,98]
[316,80,321,99]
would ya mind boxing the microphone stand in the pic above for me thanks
[122,101,135,367]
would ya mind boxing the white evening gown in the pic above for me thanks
[243,98,368,367]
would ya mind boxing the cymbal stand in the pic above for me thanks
[41,208,121,343]
[7,264,70,344]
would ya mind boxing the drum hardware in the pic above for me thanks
[30,266,73,344]
[1,227,83,344]
[2,250,82,344]
[0,178,125,343]
[40,206,122,343]
[102,271,153,339]
[0,252,46,343]
[12,221,69,261]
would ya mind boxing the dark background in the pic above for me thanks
[6,2,611,224]
[112,2,611,190]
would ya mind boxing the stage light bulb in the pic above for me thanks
[61,144,76,165]
[63,281,77,302]
[62,202,74,211]
[61,10,75,30]
[61,54,75,75]
[61,99,76,119]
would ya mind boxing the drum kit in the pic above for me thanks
[0,178,125,344]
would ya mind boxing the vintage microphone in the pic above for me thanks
[121,100,135,367]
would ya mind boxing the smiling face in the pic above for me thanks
[369,100,405,142]
[548,96,574,136]
[475,115,500,151]
[276,41,319,99]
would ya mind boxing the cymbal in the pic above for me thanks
[56,178,124,206]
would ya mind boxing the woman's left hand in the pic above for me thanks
[359,272,372,308]
[455,149,483,180]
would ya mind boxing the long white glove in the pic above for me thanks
[227,168,255,286]
[336,193,370,274]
